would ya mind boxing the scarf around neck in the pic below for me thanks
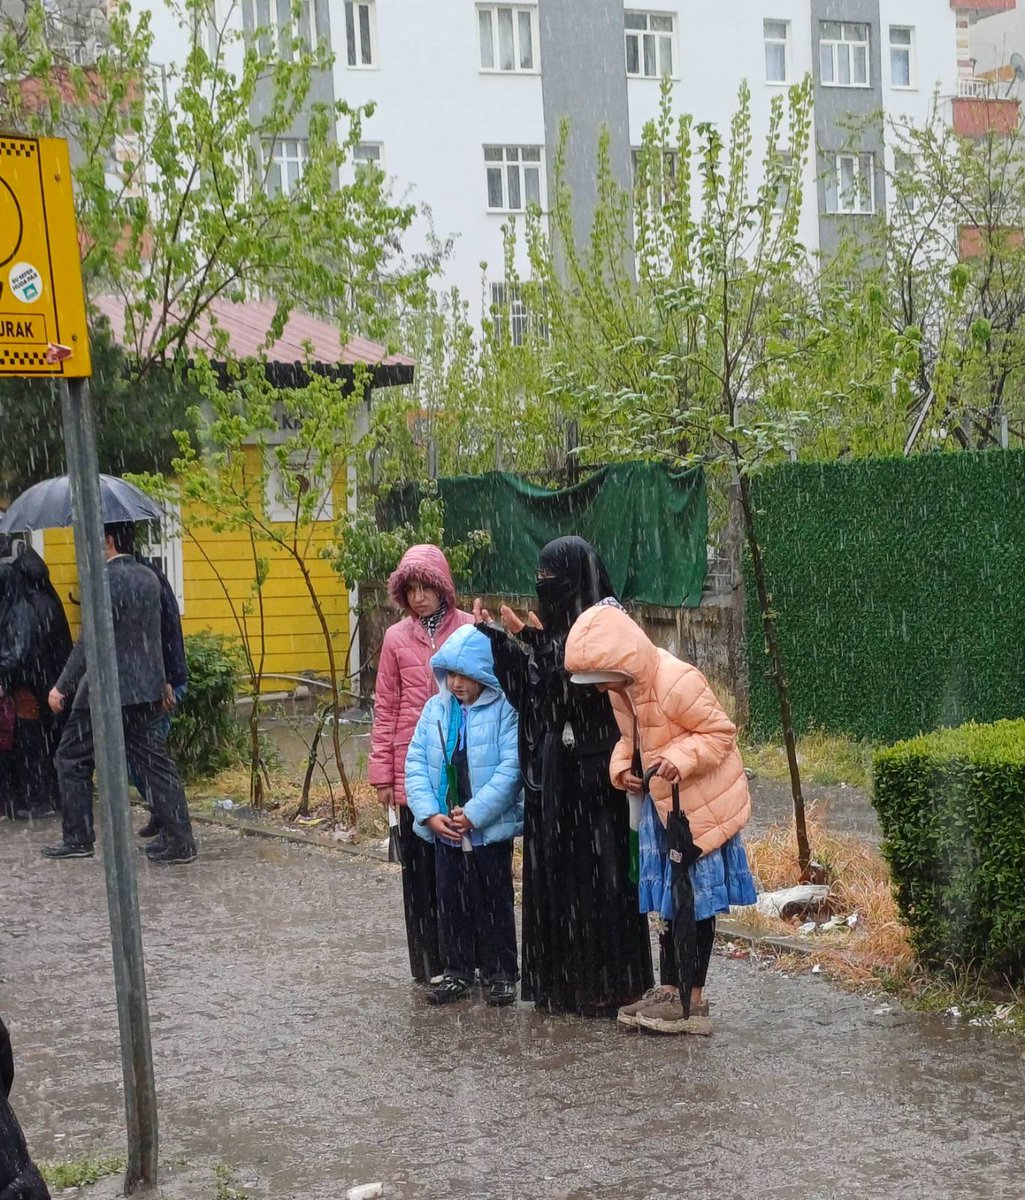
[420,601,449,640]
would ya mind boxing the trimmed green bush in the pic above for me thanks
[873,719,1025,978]
[745,449,1025,743]
[169,632,246,780]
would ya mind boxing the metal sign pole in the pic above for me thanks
[59,376,159,1191]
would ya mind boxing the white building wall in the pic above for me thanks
[132,1,960,326]
[331,2,544,315]
[967,5,1025,76]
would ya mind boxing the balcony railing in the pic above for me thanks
[958,76,1002,98]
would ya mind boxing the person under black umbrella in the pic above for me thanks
[566,600,757,1036]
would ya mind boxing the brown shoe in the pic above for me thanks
[616,986,678,1029]
[635,999,713,1036]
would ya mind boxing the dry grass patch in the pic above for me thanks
[736,805,914,984]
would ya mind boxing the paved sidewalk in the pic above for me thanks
[1,820,1021,1200]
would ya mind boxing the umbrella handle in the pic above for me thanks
[642,764,682,817]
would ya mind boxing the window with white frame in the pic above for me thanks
[139,506,186,614]
[631,147,678,210]
[764,19,790,83]
[265,450,334,523]
[353,142,383,174]
[263,137,307,197]
[771,152,793,213]
[624,11,675,79]
[243,0,317,56]
[345,1,375,67]
[889,25,914,89]
[819,21,870,87]
[484,145,543,211]
[825,152,875,215]
[490,282,549,347]
[478,5,538,72]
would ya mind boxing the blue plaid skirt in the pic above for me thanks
[637,795,757,922]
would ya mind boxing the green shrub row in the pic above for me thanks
[873,719,1025,978]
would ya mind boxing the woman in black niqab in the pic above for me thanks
[477,536,652,1016]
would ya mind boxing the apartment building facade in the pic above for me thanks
[140,2,968,326]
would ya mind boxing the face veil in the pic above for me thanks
[535,536,617,637]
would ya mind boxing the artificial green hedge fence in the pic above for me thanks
[745,449,1025,743]
[873,720,1025,978]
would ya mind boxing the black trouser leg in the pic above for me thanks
[659,917,716,991]
[434,839,476,981]
[471,841,518,984]
[693,918,715,989]
[55,709,96,848]
[122,703,193,852]
[398,806,442,982]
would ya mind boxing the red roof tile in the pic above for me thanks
[92,294,415,369]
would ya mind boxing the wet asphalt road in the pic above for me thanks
[2,818,1022,1200]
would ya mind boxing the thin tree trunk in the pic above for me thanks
[736,467,811,871]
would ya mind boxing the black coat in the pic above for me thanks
[0,1020,51,1200]
[482,622,653,1014]
[56,555,167,711]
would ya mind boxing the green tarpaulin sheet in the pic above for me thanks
[385,462,707,607]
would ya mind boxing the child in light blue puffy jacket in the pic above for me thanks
[405,624,524,1007]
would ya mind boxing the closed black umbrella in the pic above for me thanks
[645,766,702,1019]
[0,474,162,533]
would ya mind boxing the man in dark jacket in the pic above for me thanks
[131,554,188,839]
[41,523,197,864]
[0,1018,51,1200]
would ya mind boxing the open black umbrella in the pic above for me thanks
[0,474,162,533]
[645,765,702,1019]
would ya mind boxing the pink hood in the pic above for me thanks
[388,544,458,612]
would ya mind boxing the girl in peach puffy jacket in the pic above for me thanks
[369,545,473,984]
[565,600,756,1037]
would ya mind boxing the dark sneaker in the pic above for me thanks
[137,818,161,838]
[426,976,472,1005]
[636,999,713,1036]
[41,842,94,859]
[486,980,517,1008]
[145,841,197,865]
[617,986,678,1030]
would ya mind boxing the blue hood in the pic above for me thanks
[430,624,500,690]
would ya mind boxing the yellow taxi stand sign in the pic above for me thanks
[0,133,91,378]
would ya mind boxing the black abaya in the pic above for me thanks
[481,537,653,1015]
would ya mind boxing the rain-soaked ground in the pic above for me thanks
[3,818,1022,1200]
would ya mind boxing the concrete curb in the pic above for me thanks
[190,816,855,963]
[191,811,390,865]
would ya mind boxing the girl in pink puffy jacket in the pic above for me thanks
[369,544,473,983]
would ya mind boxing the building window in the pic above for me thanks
[345,1,375,67]
[826,152,875,215]
[624,11,675,79]
[243,0,317,56]
[484,145,543,211]
[353,142,383,174]
[265,450,334,523]
[764,19,790,84]
[889,25,914,89]
[490,282,548,347]
[771,152,793,213]
[478,5,538,72]
[140,506,186,614]
[819,21,870,87]
[263,137,307,197]
[631,147,679,210]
